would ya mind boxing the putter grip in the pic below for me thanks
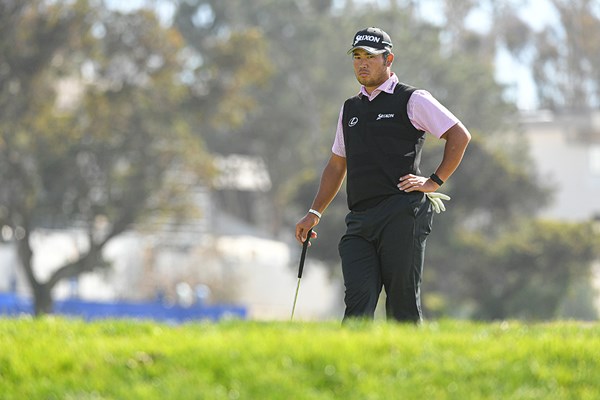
[298,229,312,278]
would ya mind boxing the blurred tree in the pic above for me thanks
[472,0,600,111]
[529,0,600,110]
[0,0,212,315]
[172,0,350,241]
[171,1,523,254]
[433,220,599,320]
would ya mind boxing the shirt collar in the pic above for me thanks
[358,73,398,100]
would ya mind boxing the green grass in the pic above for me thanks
[0,317,598,399]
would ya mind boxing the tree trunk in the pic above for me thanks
[16,228,54,317]
[33,284,54,316]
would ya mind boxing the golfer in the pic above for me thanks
[295,27,471,323]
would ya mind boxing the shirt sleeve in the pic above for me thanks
[331,104,346,157]
[407,90,460,138]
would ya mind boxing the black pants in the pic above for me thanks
[338,193,433,323]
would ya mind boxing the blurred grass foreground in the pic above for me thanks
[1,317,599,399]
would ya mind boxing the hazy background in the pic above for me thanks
[1,0,599,321]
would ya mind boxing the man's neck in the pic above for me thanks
[362,72,393,95]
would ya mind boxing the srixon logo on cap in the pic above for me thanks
[354,35,381,45]
[347,28,393,54]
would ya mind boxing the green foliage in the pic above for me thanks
[1,317,599,399]
[427,220,600,320]
[0,1,214,314]
[558,277,600,321]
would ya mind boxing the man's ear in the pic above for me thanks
[386,53,394,66]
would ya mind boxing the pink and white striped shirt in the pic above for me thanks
[332,73,460,157]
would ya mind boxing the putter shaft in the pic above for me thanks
[290,229,312,321]
[290,277,301,321]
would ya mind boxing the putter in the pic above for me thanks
[290,229,312,321]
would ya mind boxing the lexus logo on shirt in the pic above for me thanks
[348,117,358,127]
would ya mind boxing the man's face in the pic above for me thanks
[352,48,392,91]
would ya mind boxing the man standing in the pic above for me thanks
[295,27,471,323]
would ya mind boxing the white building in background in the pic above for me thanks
[0,154,343,321]
[0,226,342,321]
[520,110,600,221]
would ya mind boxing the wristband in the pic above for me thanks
[308,209,322,219]
[429,173,444,186]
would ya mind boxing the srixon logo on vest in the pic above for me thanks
[354,35,381,45]
[376,113,394,120]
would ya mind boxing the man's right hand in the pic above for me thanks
[295,214,319,245]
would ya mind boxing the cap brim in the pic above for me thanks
[347,46,388,55]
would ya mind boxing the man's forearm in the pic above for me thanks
[310,154,347,214]
[435,122,471,182]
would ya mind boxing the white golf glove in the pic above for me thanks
[426,192,451,213]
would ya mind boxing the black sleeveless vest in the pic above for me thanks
[342,83,425,211]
